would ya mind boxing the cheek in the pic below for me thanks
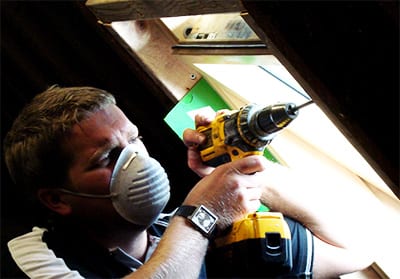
[69,168,113,194]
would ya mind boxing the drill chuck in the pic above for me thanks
[255,103,298,135]
[239,103,298,148]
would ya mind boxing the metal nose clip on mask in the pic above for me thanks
[109,144,170,228]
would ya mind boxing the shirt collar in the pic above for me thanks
[109,234,161,271]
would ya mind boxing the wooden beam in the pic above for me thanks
[86,0,245,22]
[108,18,202,101]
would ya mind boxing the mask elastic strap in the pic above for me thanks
[56,188,117,199]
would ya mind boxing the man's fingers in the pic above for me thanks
[246,185,262,199]
[194,113,215,128]
[228,155,268,175]
[182,128,206,147]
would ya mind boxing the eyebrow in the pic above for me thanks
[87,130,139,166]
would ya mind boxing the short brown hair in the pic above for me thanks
[3,85,116,194]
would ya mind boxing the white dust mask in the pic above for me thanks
[58,144,170,228]
[109,144,170,227]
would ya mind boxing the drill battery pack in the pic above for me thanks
[206,212,293,277]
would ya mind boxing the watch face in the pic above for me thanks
[191,205,218,234]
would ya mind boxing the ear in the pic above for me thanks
[37,189,72,216]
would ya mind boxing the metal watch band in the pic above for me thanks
[174,205,218,239]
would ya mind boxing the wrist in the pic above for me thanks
[174,205,218,239]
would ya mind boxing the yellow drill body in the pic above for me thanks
[197,110,264,167]
[197,103,299,167]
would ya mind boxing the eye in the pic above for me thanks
[92,136,143,169]
[95,148,121,168]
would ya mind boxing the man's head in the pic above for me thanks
[4,85,170,229]
[4,85,116,194]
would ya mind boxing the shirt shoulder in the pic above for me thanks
[8,226,83,278]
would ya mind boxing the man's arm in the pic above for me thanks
[126,217,209,279]
[256,159,380,277]
[125,155,266,279]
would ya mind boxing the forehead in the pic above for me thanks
[66,104,137,148]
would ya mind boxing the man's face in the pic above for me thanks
[60,104,147,224]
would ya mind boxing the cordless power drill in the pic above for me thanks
[196,101,313,166]
[197,101,313,277]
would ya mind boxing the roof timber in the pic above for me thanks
[86,0,246,22]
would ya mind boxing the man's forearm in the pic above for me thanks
[259,161,381,275]
[259,161,382,250]
[125,217,208,279]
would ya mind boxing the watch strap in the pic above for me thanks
[175,205,197,218]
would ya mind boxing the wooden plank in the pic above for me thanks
[109,18,202,101]
[172,45,270,56]
[86,0,245,22]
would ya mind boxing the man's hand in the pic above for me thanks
[183,110,229,177]
[183,155,267,230]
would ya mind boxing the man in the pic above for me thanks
[4,86,377,278]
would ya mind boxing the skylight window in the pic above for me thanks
[193,61,390,194]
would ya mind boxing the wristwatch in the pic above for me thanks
[174,205,218,239]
